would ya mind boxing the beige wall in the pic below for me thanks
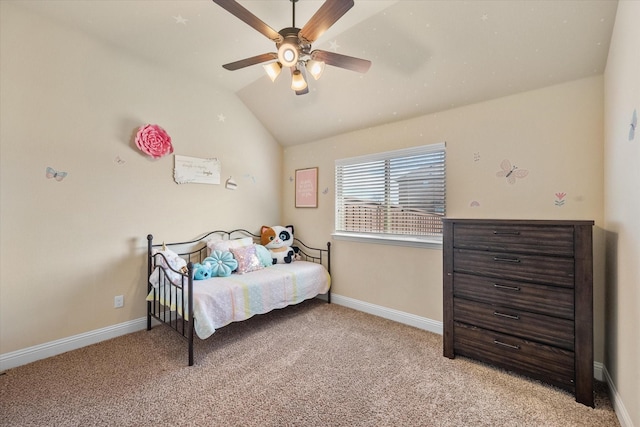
[283,76,605,363]
[3,4,634,422]
[604,1,640,426]
[0,4,282,354]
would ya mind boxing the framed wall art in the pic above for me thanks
[295,167,318,208]
[174,155,221,185]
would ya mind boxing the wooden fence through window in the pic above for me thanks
[342,202,443,236]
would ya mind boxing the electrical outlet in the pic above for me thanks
[114,295,124,308]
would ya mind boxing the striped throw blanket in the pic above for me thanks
[147,261,330,339]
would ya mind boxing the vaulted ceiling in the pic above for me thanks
[13,0,618,146]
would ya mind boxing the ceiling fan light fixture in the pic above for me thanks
[291,69,307,91]
[278,43,299,67]
[213,0,371,96]
[263,62,282,82]
[306,59,325,80]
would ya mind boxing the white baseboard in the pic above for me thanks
[603,364,634,427]
[330,293,443,335]
[594,361,604,382]
[0,317,149,371]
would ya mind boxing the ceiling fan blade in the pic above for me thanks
[299,0,354,43]
[311,50,371,74]
[222,53,278,71]
[212,0,283,43]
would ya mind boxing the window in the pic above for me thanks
[334,142,446,247]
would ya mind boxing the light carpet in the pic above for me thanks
[0,299,619,426]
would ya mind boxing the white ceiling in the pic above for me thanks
[13,0,618,146]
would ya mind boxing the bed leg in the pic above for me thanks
[326,241,331,304]
[147,234,154,331]
[188,262,195,366]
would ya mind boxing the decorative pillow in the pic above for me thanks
[153,248,186,270]
[254,244,273,268]
[206,237,253,255]
[151,248,187,286]
[229,244,263,275]
[204,251,238,277]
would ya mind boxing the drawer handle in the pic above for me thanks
[493,283,521,292]
[493,340,520,350]
[493,311,520,320]
[493,256,521,263]
[493,230,520,235]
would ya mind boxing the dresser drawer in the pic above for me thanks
[453,249,575,287]
[443,219,594,407]
[453,322,575,390]
[453,224,574,256]
[453,273,574,319]
[454,298,574,350]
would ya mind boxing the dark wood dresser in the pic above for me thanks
[442,219,594,407]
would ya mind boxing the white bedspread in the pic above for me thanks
[147,261,330,339]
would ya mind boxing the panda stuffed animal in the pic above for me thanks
[260,225,296,264]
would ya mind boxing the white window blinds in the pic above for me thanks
[335,142,446,239]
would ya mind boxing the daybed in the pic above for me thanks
[146,229,331,365]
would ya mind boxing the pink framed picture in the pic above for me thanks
[295,167,318,208]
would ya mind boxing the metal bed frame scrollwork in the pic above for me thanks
[146,229,331,366]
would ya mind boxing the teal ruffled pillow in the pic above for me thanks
[204,250,238,277]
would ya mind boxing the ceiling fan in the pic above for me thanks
[212,0,372,95]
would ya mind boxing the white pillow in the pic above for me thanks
[206,237,253,255]
[150,248,187,287]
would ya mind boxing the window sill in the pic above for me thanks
[332,232,443,249]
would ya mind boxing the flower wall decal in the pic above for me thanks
[135,124,173,158]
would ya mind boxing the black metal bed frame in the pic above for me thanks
[146,229,331,366]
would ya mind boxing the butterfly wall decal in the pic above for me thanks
[496,159,528,184]
[630,109,637,141]
[46,166,67,181]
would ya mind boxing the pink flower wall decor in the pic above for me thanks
[135,124,173,158]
